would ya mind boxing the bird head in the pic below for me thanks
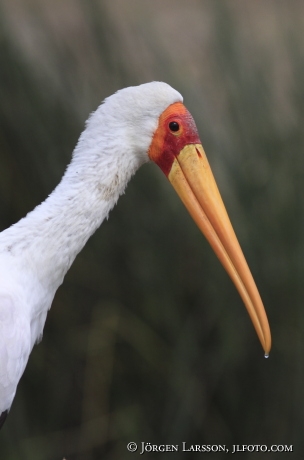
[83,82,271,354]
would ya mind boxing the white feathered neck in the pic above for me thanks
[0,82,182,293]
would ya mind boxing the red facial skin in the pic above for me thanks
[148,102,201,176]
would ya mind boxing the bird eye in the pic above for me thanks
[169,121,180,132]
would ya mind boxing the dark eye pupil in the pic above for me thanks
[169,121,180,132]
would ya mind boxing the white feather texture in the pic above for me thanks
[0,82,182,415]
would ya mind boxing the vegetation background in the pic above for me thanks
[1,0,304,458]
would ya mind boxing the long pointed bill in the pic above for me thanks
[149,102,271,353]
[169,143,271,354]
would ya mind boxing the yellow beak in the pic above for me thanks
[169,144,271,354]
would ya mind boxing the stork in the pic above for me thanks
[0,82,271,428]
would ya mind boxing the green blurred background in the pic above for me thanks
[1,0,304,458]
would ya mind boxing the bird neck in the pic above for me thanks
[1,136,143,294]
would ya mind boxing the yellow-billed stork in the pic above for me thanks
[0,82,271,428]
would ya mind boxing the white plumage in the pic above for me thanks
[0,82,182,421]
